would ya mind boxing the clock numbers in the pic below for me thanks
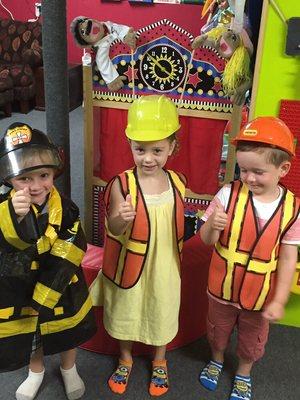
[140,44,187,93]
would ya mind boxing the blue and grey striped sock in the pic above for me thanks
[230,375,252,400]
[199,360,223,391]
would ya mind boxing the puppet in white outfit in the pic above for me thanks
[70,17,136,91]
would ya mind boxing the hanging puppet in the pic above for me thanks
[70,17,136,91]
[193,0,252,106]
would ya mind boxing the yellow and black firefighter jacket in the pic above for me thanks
[0,187,96,372]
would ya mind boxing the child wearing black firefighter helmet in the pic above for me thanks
[0,122,96,400]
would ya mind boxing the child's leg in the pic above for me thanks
[200,297,238,391]
[16,347,45,400]
[108,340,133,394]
[230,309,269,400]
[149,345,168,397]
[60,348,85,400]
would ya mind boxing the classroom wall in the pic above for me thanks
[251,0,300,117]
[1,0,204,64]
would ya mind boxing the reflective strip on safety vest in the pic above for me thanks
[168,170,185,198]
[127,170,137,209]
[33,282,61,309]
[251,190,294,310]
[0,316,37,338]
[126,239,147,254]
[51,240,85,266]
[40,295,92,335]
[220,183,249,300]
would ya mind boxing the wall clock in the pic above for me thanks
[139,43,186,92]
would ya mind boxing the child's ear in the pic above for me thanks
[279,161,291,177]
[169,140,176,155]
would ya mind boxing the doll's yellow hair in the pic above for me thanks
[222,45,251,94]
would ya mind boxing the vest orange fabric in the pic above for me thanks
[208,180,300,311]
[102,168,185,289]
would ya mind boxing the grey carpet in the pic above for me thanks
[0,108,300,399]
[0,324,299,399]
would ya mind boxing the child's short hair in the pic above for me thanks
[236,141,291,167]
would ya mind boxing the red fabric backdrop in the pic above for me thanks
[94,108,227,195]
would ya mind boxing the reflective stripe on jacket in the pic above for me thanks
[208,180,300,311]
[102,168,185,288]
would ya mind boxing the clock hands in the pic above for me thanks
[146,52,172,77]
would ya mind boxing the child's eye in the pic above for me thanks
[154,149,162,154]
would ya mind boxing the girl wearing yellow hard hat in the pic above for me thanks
[101,95,185,396]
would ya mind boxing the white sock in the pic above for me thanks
[60,364,85,400]
[15,369,45,400]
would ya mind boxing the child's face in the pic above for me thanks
[130,138,175,176]
[236,150,290,198]
[10,168,54,205]
[77,19,105,45]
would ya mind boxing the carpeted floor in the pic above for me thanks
[0,324,299,400]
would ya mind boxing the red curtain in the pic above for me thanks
[94,107,226,195]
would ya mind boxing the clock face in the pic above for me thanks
[139,44,186,93]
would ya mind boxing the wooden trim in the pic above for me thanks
[83,65,93,242]
[224,104,243,184]
[249,0,269,119]
[92,99,232,120]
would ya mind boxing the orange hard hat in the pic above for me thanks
[232,116,295,156]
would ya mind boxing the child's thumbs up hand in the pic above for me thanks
[119,194,136,222]
[211,197,228,231]
[12,187,31,217]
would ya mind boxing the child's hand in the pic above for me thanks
[119,194,136,222]
[211,198,228,231]
[11,187,31,217]
[262,300,285,322]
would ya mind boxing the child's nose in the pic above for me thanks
[29,179,40,190]
[144,153,153,162]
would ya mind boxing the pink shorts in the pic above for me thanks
[206,296,270,362]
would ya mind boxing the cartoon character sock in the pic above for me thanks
[199,360,223,391]
[149,360,169,397]
[15,368,45,400]
[60,364,85,400]
[230,375,252,400]
[108,359,133,394]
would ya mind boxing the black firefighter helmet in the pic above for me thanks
[0,122,63,182]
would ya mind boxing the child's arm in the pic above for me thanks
[262,243,298,322]
[30,200,87,312]
[200,197,228,245]
[107,180,136,236]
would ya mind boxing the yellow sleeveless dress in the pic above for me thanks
[102,184,181,346]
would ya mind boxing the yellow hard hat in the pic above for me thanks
[125,95,180,141]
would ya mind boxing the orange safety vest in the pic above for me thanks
[102,168,185,289]
[208,180,300,311]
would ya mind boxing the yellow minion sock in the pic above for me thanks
[108,359,132,394]
[149,360,169,397]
